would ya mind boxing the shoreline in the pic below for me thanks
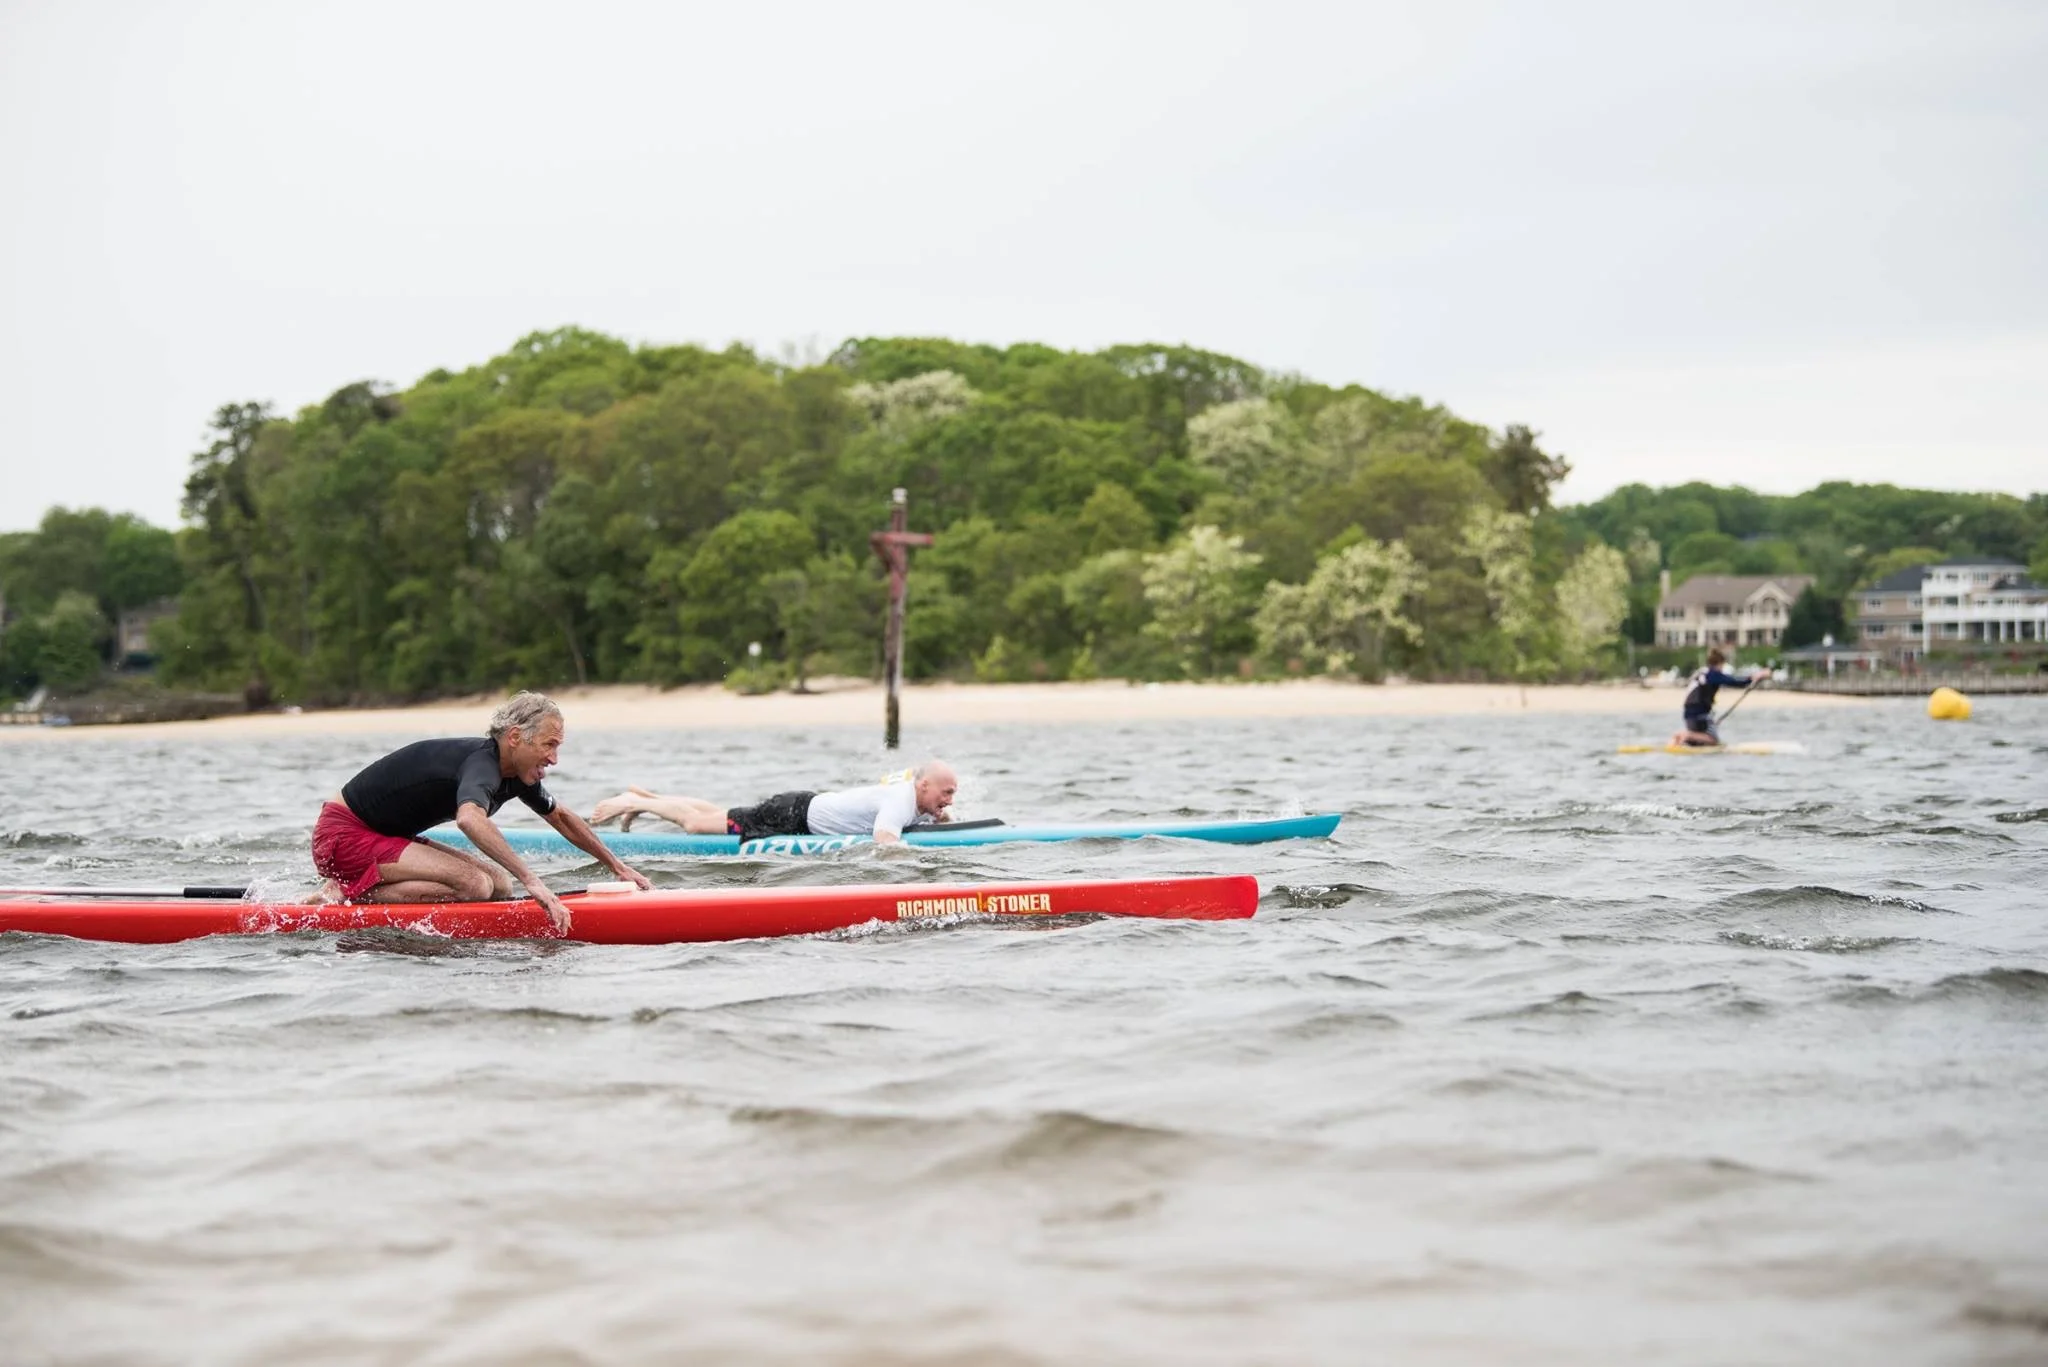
[0,679,1870,742]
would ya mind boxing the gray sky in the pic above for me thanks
[2,0,2043,532]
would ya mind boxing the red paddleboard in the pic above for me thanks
[0,875,1259,945]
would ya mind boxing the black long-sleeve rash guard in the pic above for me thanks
[1682,667,1757,719]
[341,737,556,838]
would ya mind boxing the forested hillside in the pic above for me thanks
[3,328,2043,701]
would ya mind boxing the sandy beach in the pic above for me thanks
[0,678,1866,743]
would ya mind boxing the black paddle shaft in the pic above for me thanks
[1715,677,1767,724]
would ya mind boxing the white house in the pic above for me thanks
[1655,573,1814,649]
[1918,560,2047,651]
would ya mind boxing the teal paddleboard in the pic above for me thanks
[434,812,1341,858]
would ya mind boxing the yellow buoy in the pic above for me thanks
[1927,686,1972,721]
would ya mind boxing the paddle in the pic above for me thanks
[1714,669,1771,726]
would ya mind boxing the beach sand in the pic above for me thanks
[0,679,1864,743]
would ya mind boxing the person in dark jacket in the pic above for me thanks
[1669,648,1770,747]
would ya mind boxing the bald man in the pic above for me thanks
[589,762,959,846]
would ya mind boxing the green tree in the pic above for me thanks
[769,552,883,688]
[101,520,183,612]
[0,613,44,696]
[647,509,817,681]
[34,591,109,694]
[1141,526,1262,676]
[1730,538,1802,575]
[1783,585,1846,648]
[1,508,114,612]
[1669,530,1742,576]
[1074,482,1157,555]
[180,402,279,693]
[1253,537,1420,677]
[1062,550,1160,677]
[1485,424,1571,514]
[1317,450,1492,553]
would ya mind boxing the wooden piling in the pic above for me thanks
[870,488,933,749]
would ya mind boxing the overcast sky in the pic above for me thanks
[2,0,2042,531]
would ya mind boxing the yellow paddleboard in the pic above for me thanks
[1616,742,1806,756]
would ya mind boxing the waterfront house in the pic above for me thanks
[1655,573,1814,649]
[1918,560,2046,654]
[1849,564,1928,664]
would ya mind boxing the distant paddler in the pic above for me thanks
[1669,648,1771,749]
[312,691,650,930]
[589,761,959,846]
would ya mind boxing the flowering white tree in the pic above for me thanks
[1555,543,1631,668]
[1624,528,1662,581]
[1141,525,1262,676]
[1187,398,1296,496]
[1253,538,1421,677]
[1459,506,1542,660]
[845,370,976,435]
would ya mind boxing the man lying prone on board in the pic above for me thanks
[311,691,650,930]
[588,761,959,846]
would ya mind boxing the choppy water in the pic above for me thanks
[3,699,2046,1365]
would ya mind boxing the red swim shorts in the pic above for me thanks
[311,801,418,901]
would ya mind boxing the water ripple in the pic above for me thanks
[1,703,2044,1363]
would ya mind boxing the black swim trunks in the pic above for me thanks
[725,791,816,842]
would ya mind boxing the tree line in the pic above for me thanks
[1564,480,2048,648]
[3,328,2044,700]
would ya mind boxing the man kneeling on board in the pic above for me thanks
[589,762,959,846]
[1669,649,1770,748]
[312,691,650,930]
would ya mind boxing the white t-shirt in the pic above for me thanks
[804,781,928,838]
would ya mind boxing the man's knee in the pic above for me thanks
[453,866,497,901]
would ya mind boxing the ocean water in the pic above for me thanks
[2,699,2045,1365]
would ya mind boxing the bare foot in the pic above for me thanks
[303,878,344,905]
[589,791,644,828]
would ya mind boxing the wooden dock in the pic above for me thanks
[1784,673,2048,697]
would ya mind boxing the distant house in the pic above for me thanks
[1847,560,2047,662]
[1849,564,1928,663]
[1917,560,2046,653]
[1655,573,1814,649]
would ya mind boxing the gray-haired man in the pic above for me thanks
[311,690,649,930]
